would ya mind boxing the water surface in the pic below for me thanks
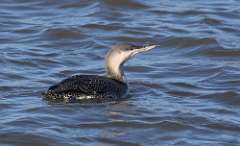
[0,0,240,146]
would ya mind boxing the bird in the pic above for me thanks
[44,44,158,102]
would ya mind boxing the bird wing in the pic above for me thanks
[47,75,126,97]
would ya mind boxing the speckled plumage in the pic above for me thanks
[44,75,128,101]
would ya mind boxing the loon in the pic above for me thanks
[44,44,158,102]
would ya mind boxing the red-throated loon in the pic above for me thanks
[44,44,158,102]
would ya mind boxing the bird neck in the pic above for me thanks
[105,48,130,82]
[106,61,125,82]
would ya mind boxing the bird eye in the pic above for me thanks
[127,47,134,51]
[129,45,139,50]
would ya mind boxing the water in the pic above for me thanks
[1,0,240,145]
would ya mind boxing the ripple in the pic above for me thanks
[44,28,85,40]
[162,37,219,48]
[170,82,200,90]
[81,23,122,31]
[205,122,240,133]
[4,117,47,128]
[94,137,141,146]
[198,91,240,106]
[59,1,93,9]
[0,102,16,109]
[1,0,240,146]
[0,132,58,146]
[14,27,37,34]
[126,65,156,73]
[202,17,223,25]
[166,90,198,97]
[5,57,37,67]
[201,48,240,57]
[102,0,149,9]
[72,120,190,131]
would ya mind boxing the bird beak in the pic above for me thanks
[141,44,159,52]
[131,44,159,56]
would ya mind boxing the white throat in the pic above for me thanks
[105,50,130,81]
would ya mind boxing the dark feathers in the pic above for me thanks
[44,75,128,101]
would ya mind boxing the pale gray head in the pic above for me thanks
[105,44,158,81]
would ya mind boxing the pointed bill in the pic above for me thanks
[142,44,159,51]
[131,44,159,55]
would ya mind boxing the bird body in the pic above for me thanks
[44,44,157,101]
[45,75,128,101]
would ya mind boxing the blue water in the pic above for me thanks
[0,0,240,146]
